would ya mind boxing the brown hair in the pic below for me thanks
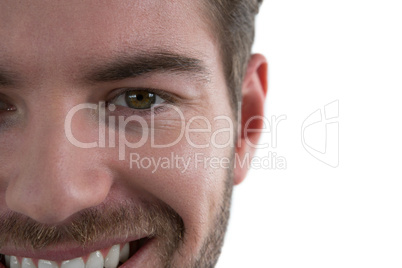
[203,0,264,114]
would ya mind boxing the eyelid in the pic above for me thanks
[107,87,178,106]
[105,87,181,118]
[0,94,17,111]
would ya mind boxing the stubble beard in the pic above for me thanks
[0,162,234,268]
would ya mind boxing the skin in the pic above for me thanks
[0,1,267,267]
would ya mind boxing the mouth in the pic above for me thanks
[0,237,150,268]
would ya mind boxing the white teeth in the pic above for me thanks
[21,258,36,268]
[60,258,84,268]
[119,243,129,263]
[5,255,10,267]
[85,251,104,268]
[10,256,20,268]
[5,242,131,268]
[38,260,58,268]
[104,244,120,268]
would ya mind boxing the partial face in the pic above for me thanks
[0,1,235,267]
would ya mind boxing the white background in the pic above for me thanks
[217,0,402,267]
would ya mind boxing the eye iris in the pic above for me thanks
[125,90,156,109]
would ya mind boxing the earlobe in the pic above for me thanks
[234,54,268,185]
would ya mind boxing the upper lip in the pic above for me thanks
[0,235,148,261]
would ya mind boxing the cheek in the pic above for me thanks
[0,129,20,212]
[104,109,233,248]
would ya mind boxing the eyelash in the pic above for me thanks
[0,95,17,113]
[0,88,177,119]
[106,87,177,116]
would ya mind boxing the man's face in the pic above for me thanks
[0,1,236,267]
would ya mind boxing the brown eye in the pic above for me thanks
[111,89,164,110]
[125,90,156,109]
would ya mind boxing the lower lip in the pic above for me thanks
[121,238,156,267]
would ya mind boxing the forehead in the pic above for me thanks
[0,0,216,80]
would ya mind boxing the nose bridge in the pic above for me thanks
[5,103,112,224]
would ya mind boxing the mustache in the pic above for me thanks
[0,200,184,250]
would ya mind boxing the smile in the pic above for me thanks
[0,238,150,268]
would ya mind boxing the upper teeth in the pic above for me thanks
[4,243,130,268]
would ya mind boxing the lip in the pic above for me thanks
[0,235,148,262]
[120,237,156,267]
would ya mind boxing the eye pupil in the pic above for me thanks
[125,90,156,109]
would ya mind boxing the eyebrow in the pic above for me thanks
[84,50,210,84]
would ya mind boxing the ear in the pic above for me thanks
[234,54,268,185]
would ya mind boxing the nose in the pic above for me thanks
[5,104,113,224]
